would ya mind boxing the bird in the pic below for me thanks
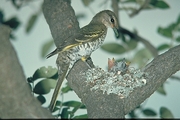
[47,10,120,112]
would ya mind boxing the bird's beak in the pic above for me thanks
[113,27,119,38]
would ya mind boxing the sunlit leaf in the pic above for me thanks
[37,95,46,104]
[157,43,170,51]
[156,85,166,95]
[160,107,174,118]
[150,0,170,9]
[26,14,38,33]
[32,66,58,81]
[33,79,56,94]
[101,43,126,54]
[73,114,88,118]
[142,108,157,116]
[41,40,54,58]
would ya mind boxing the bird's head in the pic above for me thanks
[91,10,120,38]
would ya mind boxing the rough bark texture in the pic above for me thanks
[0,24,53,118]
[43,0,180,118]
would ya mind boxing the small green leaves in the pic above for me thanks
[61,107,69,118]
[32,66,58,81]
[142,108,157,116]
[37,95,46,104]
[157,27,173,38]
[160,107,174,118]
[157,14,180,43]
[156,85,166,95]
[157,43,171,51]
[26,14,38,33]
[33,79,56,94]
[101,42,126,54]
[150,0,170,9]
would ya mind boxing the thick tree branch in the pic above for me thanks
[43,0,180,118]
[0,24,53,118]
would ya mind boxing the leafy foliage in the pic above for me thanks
[3,0,178,118]
[160,107,174,118]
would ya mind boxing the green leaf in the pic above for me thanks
[3,17,20,30]
[176,36,180,42]
[76,13,86,20]
[81,0,94,6]
[52,106,60,113]
[176,14,180,25]
[142,108,157,116]
[26,14,38,33]
[157,43,170,51]
[33,79,56,94]
[55,100,62,106]
[101,43,127,54]
[150,0,170,9]
[37,95,46,104]
[160,107,174,118]
[41,40,54,58]
[132,48,152,67]
[61,107,70,118]
[73,114,88,118]
[156,85,166,95]
[61,84,73,93]
[125,40,138,50]
[32,66,58,81]
[157,26,172,38]
[63,101,86,109]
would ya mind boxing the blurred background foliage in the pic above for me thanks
[1,0,179,118]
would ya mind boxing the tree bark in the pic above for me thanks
[0,24,53,118]
[43,0,180,118]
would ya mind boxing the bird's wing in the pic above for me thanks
[75,24,106,42]
[46,24,106,58]
[61,24,106,52]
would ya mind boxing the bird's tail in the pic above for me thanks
[49,63,70,112]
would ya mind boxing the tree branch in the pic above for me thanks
[129,0,151,18]
[0,24,53,118]
[43,0,180,118]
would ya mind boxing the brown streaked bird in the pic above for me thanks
[47,10,119,112]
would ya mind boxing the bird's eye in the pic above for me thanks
[111,18,114,23]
